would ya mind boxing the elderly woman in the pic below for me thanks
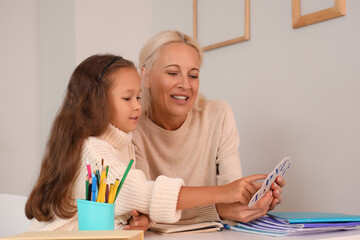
[133,30,285,223]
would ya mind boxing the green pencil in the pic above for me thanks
[85,179,89,200]
[114,159,134,202]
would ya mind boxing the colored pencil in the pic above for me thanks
[114,159,134,202]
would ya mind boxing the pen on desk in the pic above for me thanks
[222,223,230,229]
[114,159,134,202]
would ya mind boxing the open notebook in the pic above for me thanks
[150,222,224,235]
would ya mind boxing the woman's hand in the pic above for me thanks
[216,191,274,223]
[123,210,150,231]
[269,176,286,211]
[220,174,267,204]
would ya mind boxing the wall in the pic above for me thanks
[38,0,76,171]
[206,0,360,215]
[0,0,152,195]
[153,0,360,214]
[74,0,152,64]
[0,0,41,195]
[1,0,359,215]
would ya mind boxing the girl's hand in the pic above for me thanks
[123,210,150,231]
[220,174,267,204]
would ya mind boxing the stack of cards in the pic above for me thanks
[248,156,292,208]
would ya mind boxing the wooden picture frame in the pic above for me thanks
[193,0,250,52]
[292,0,346,29]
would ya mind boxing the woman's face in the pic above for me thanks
[146,42,200,122]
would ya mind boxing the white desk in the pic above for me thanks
[144,229,360,240]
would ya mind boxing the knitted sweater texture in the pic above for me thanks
[133,100,243,223]
[29,124,184,231]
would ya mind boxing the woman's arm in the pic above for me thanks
[216,191,274,223]
[216,102,243,185]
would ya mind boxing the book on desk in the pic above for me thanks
[224,212,360,237]
[150,221,224,235]
[268,212,360,224]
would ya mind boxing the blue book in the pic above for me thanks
[224,215,360,237]
[268,212,360,224]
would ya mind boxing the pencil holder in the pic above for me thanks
[77,199,115,231]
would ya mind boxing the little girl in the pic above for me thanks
[25,54,271,231]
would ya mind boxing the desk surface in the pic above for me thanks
[144,229,360,240]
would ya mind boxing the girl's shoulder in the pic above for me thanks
[83,136,110,147]
[80,136,117,166]
[81,136,114,155]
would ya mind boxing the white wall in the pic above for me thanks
[153,0,360,214]
[74,0,152,65]
[0,0,152,195]
[0,0,41,195]
[204,1,360,215]
[1,0,359,215]
[39,0,76,168]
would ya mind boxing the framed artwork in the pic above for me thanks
[193,0,250,52]
[292,0,346,29]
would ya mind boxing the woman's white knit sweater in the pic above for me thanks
[28,124,184,231]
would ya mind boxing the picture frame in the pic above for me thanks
[193,0,250,52]
[292,0,346,29]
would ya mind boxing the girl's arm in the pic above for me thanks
[177,174,267,210]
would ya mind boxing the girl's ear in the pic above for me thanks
[141,67,151,89]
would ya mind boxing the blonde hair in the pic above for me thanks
[139,30,205,116]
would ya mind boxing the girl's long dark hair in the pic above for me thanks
[25,54,135,221]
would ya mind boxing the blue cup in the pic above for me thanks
[77,199,115,231]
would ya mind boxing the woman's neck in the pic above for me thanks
[148,109,187,131]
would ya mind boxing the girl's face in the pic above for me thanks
[108,67,142,133]
[145,42,200,125]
